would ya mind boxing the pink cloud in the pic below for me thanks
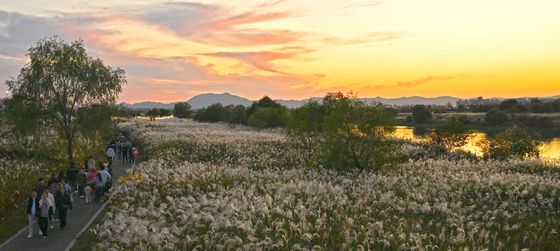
[192,28,305,47]
[201,46,312,73]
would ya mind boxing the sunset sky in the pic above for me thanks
[1,0,559,102]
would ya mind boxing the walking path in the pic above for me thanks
[0,161,129,251]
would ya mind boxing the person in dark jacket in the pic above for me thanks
[54,184,72,230]
[57,171,66,182]
[77,167,88,198]
[66,162,78,188]
[110,141,117,153]
[34,178,46,197]
[94,173,105,203]
[26,189,39,238]
[47,173,58,189]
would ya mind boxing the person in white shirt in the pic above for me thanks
[38,191,54,238]
[45,187,56,229]
[106,147,115,169]
[27,190,39,238]
[100,164,112,192]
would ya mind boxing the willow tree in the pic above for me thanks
[6,37,126,163]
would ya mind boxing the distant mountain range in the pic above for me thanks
[120,93,560,110]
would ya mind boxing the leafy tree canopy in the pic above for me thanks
[6,36,126,162]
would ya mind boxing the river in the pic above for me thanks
[392,126,560,159]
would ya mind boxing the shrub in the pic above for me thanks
[412,105,432,124]
[481,126,541,160]
[247,106,289,129]
[173,102,192,118]
[429,119,469,150]
[514,116,554,129]
[484,109,508,126]
[227,105,248,125]
[194,103,229,122]
[247,96,282,116]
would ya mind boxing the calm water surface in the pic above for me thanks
[393,126,560,159]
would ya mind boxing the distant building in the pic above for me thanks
[456,97,500,107]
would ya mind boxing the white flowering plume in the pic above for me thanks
[94,119,560,250]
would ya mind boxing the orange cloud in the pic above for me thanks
[395,75,459,87]
[202,47,311,74]
[209,11,292,29]
[192,28,305,47]
[323,32,405,46]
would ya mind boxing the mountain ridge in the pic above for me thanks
[120,93,560,110]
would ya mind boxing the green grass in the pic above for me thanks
[70,208,109,251]
[0,206,31,243]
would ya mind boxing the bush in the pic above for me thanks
[412,105,432,124]
[481,126,541,160]
[247,107,289,129]
[429,119,469,150]
[287,92,399,171]
[514,116,554,128]
[498,99,519,111]
[248,96,282,116]
[146,108,171,120]
[173,102,192,118]
[194,103,229,122]
[227,105,248,125]
[484,109,508,126]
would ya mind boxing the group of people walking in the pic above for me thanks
[25,138,138,239]
[26,178,72,239]
[114,139,138,164]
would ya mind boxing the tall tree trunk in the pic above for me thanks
[66,129,74,164]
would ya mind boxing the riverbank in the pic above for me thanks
[396,112,560,138]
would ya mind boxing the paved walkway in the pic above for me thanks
[0,161,129,251]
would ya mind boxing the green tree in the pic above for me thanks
[457,104,466,112]
[287,92,398,171]
[499,99,518,111]
[429,119,469,150]
[146,108,159,121]
[3,94,47,143]
[552,99,560,112]
[481,126,541,160]
[157,108,171,117]
[287,101,325,161]
[75,104,114,160]
[76,104,113,140]
[484,109,508,126]
[6,37,125,163]
[194,103,229,122]
[248,96,282,115]
[228,105,248,124]
[412,105,432,124]
[173,102,192,118]
[247,106,289,128]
